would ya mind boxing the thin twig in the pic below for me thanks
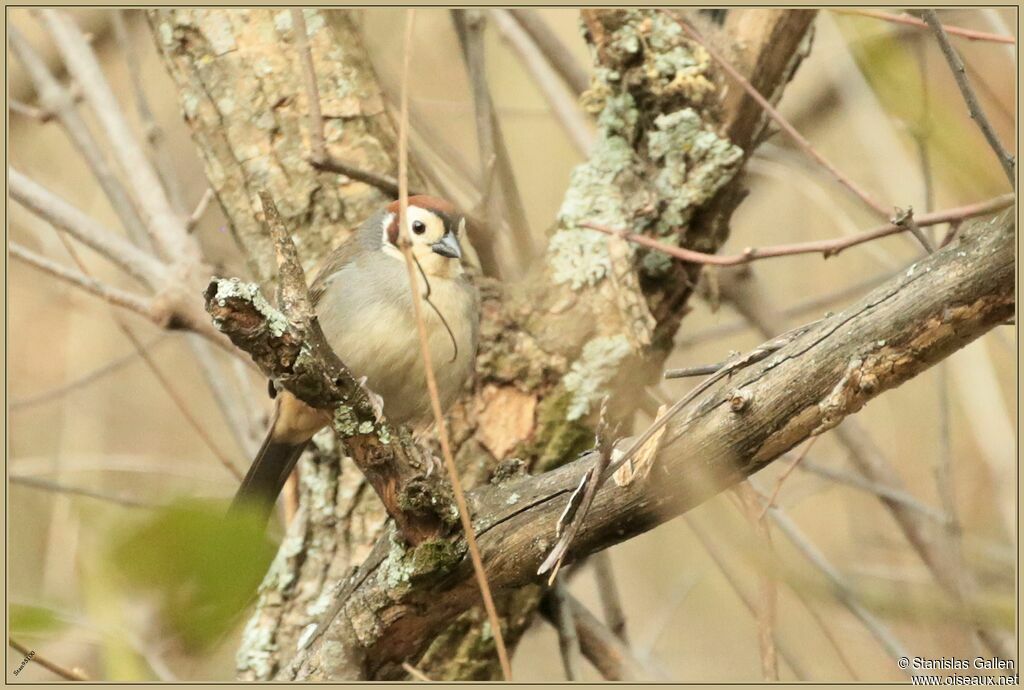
[834,9,1016,45]
[395,10,511,680]
[38,9,195,263]
[490,9,594,156]
[674,16,892,219]
[10,168,166,288]
[452,10,534,275]
[608,321,820,481]
[550,578,581,680]
[10,242,155,319]
[402,662,432,682]
[747,480,912,673]
[583,193,1013,266]
[684,516,810,680]
[546,592,658,681]
[292,8,325,161]
[9,637,88,681]
[112,9,185,214]
[10,474,156,509]
[310,157,403,197]
[51,230,243,481]
[291,8,404,198]
[185,188,215,232]
[9,97,53,121]
[799,461,950,524]
[922,10,1015,186]
[591,551,628,643]
[10,333,170,409]
[9,25,149,246]
[506,9,590,94]
[733,482,779,681]
[759,435,820,520]
[677,270,896,349]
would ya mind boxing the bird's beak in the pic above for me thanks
[431,232,462,259]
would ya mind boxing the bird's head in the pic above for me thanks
[375,195,465,277]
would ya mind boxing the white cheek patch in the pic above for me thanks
[379,211,405,262]
[380,212,396,245]
[458,217,466,236]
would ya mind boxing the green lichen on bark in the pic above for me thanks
[523,389,594,473]
[382,529,464,591]
[562,334,633,420]
[548,10,742,290]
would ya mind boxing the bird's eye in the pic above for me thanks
[412,220,426,235]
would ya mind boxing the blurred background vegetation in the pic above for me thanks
[7,7,1016,681]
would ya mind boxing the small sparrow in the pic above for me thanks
[232,196,479,521]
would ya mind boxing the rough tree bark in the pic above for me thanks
[146,7,859,680]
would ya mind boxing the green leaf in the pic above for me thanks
[9,604,67,636]
[106,498,276,651]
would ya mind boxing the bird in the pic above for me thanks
[231,195,479,523]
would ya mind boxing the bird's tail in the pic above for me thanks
[229,424,309,526]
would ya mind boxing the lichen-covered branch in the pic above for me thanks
[204,193,457,546]
[286,210,1013,679]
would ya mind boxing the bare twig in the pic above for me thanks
[9,97,53,121]
[10,333,170,409]
[291,8,403,198]
[402,662,432,682]
[583,193,1014,266]
[506,9,590,94]
[491,9,594,156]
[759,435,820,519]
[799,461,949,524]
[112,9,185,214]
[185,188,216,232]
[922,10,1015,186]
[452,10,534,274]
[395,11,511,680]
[591,551,628,643]
[49,230,243,482]
[10,474,156,509]
[541,591,657,681]
[733,482,779,682]
[9,25,149,245]
[748,480,912,673]
[549,578,581,680]
[9,637,88,681]
[38,9,196,263]
[834,9,1016,44]
[678,270,896,349]
[539,412,614,582]
[309,156,403,197]
[675,16,892,219]
[10,168,166,288]
[685,516,809,680]
[10,242,155,319]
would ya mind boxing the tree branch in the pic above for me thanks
[922,10,1015,186]
[583,193,1013,266]
[285,211,1013,677]
[10,242,155,319]
[9,168,167,288]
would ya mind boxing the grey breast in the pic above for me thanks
[315,252,477,427]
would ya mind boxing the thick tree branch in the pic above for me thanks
[286,211,1013,677]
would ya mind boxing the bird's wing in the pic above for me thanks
[308,236,363,306]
